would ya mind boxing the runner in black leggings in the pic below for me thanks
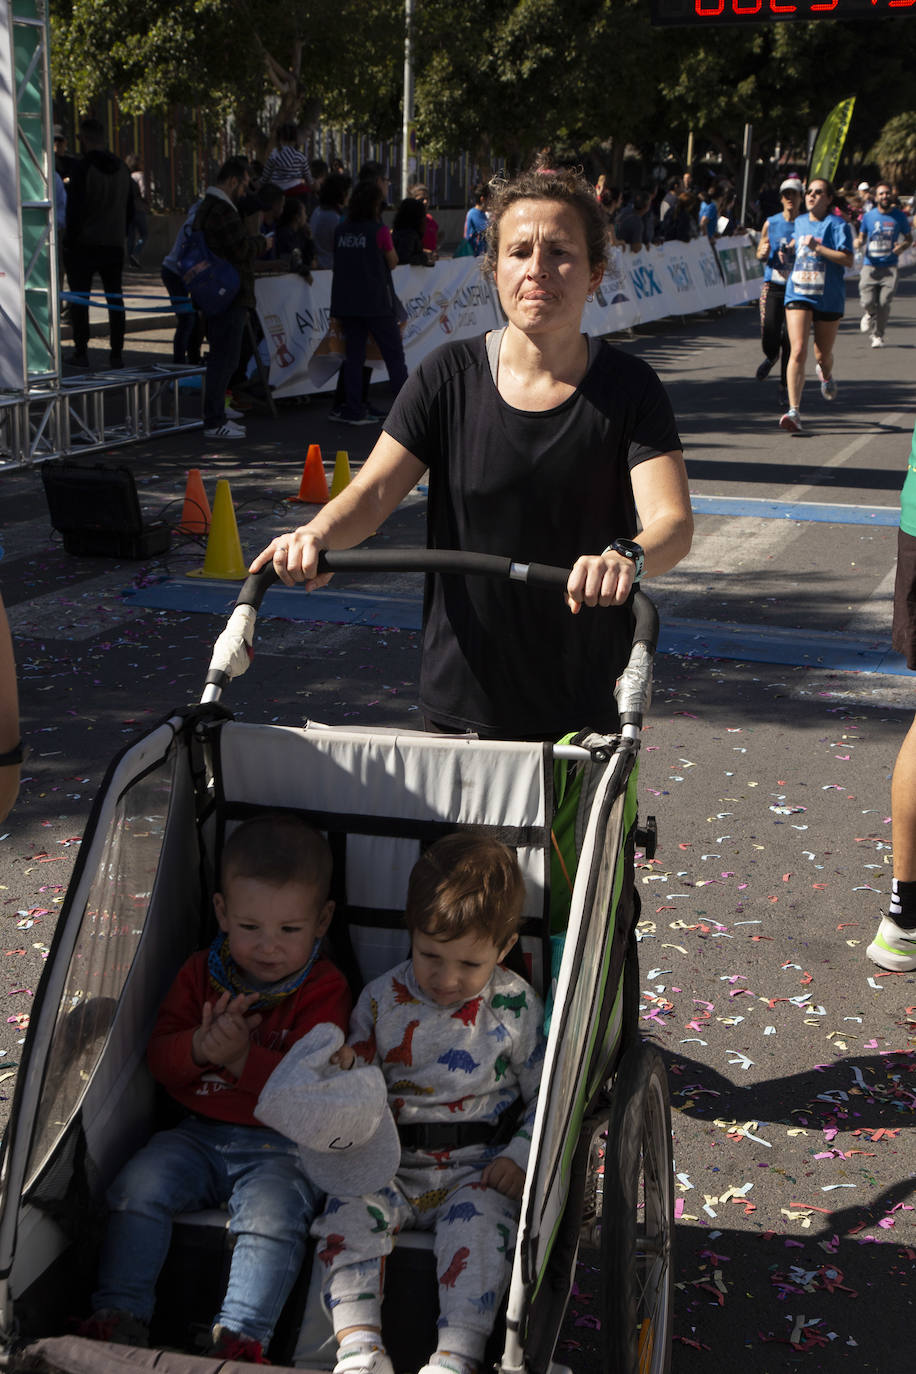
[755,177,803,408]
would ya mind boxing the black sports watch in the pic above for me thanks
[606,538,645,582]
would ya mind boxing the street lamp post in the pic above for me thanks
[401,0,415,200]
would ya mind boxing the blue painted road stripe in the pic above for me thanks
[129,582,910,676]
[690,495,900,525]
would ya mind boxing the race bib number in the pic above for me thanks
[791,238,824,295]
[868,232,893,258]
[792,265,825,294]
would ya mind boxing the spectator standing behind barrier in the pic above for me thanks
[195,157,266,442]
[392,197,435,265]
[868,424,916,972]
[779,177,854,437]
[462,184,489,255]
[661,191,698,244]
[329,179,408,426]
[310,173,350,269]
[0,590,21,826]
[276,198,316,268]
[63,117,133,370]
[125,154,148,268]
[754,176,803,407]
[160,200,204,366]
[856,183,912,348]
[408,183,440,253]
[257,122,312,201]
[616,189,651,251]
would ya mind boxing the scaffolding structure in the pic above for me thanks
[0,2,202,465]
[0,364,204,465]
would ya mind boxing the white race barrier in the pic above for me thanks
[250,233,823,398]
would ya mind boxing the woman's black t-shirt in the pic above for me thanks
[383,334,681,736]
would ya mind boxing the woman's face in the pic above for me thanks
[493,198,603,339]
[805,182,831,219]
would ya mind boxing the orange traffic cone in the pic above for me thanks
[177,468,211,536]
[290,444,330,504]
[330,449,351,499]
[188,479,249,580]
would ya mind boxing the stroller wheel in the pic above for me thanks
[600,1040,674,1374]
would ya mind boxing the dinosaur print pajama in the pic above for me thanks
[312,960,545,1348]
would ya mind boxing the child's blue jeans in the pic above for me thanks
[92,1116,320,1345]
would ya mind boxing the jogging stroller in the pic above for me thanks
[0,551,674,1374]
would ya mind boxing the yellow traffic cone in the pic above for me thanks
[330,449,351,498]
[189,479,249,580]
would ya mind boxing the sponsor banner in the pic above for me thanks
[716,235,764,307]
[255,258,502,398]
[582,239,726,332]
[258,236,851,396]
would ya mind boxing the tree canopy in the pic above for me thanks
[49,0,916,175]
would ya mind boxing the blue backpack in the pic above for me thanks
[176,221,240,315]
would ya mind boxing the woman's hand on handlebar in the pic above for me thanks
[249,530,332,590]
[566,551,636,614]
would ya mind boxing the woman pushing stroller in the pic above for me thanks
[252,162,692,741]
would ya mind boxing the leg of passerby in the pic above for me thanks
[65,250,93,367]
[858,264,877,338]
[161,266,195,364]
[868,715,916,970]
[339,318,375,424]
[812,315,840,402]
[780,306,810,433]
[872,266,897,345]
[97,247,126,367]
[203,300,248,439]
[367,316,409,400]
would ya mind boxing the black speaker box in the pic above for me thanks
[41,459,172,559]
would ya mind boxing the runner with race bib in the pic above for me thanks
[780,178,854,436]
[855,183,913,348]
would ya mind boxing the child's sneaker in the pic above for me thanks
[78,1308,150,1346]
[333,1341,395,1374]
[208,1324,268,1363]
[418,1355,480,1374]
[867,915,916,972]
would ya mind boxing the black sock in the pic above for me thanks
[889,877,916,930]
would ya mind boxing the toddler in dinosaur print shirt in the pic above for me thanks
[311,833,545,1374]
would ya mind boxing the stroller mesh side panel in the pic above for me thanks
[78,746,204,1188]
[23,743,185,1193]
[214,725,551,990]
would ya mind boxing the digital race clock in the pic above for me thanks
[651,0,915,25]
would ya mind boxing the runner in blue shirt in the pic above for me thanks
[780,178,854,435]
[855,183,912,347]
[754,176,803,405]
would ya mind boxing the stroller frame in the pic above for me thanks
[0,553,674,1374]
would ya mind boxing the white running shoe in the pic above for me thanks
[816,363,837,400]
[225,405,245,420]
[871,335,885,348]
[866,915,916,972]
[203,419,246,440]
[860,314,871,334]
[779,408,802,434]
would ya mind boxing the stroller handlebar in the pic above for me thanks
[203,551,659,725]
